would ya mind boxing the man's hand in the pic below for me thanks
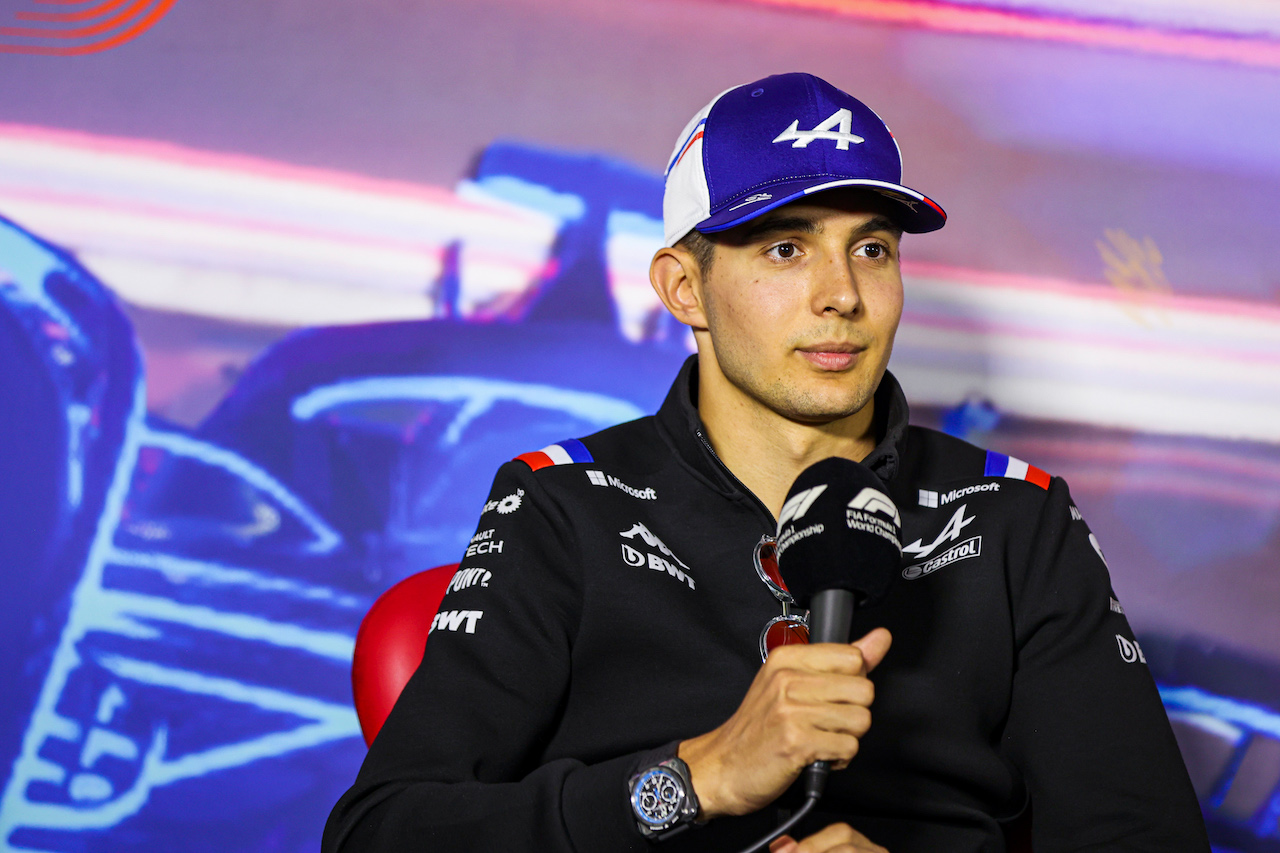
[678,628,891,819]
[768,823,888,853]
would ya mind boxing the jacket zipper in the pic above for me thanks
[695,427,777,529]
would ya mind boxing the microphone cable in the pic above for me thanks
[734,790,821,853]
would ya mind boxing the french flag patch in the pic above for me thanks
[984,451,1051,489]
[515,439,593,471]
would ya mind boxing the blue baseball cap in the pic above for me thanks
[662,72,946,247]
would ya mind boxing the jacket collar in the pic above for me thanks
[655,355,909,497]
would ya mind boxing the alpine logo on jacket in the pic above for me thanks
[619,522,695,591]
[902,504,977,560]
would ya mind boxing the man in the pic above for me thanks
[323,73,1209,852]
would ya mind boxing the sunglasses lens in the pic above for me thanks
[760,616,809,660]
[753,537,792,601]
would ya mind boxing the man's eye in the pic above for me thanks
[859,243,887,259]
[769,243,797,259]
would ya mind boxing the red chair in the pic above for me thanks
[352,563,458,745]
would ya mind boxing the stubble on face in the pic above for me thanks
[705,304,892,426]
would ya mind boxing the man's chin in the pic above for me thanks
[775,394,874,426]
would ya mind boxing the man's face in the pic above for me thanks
[694,193,904,426]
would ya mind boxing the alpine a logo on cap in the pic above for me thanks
[772,108,865,150]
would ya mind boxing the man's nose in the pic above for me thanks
[812,254,861,316]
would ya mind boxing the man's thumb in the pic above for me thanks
[851,627,892,673]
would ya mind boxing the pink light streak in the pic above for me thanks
[0,122,471,210]
[903,260,1280,326]
[740,0,1280,70]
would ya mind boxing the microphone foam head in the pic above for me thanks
[776,457,902,609]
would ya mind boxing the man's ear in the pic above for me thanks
[650,247,708,329]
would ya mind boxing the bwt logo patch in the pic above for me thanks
[773,108,865,150]
[430,610,484,635]
[0,0,179,56]
[1116,634,1147,664]
[619,522,695,591]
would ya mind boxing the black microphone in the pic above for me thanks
[775,456,903,800]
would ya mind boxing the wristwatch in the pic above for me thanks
[628,755,701,838]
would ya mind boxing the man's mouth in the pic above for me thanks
[796,343,865,371]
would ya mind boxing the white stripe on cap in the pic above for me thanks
[802,178,925,201]
[663,85,736,247]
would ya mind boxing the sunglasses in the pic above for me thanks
[753,534,809,662]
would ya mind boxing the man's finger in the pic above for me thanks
[849,627,892,674]
[769,836,799,853]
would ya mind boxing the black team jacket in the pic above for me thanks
[323,357,1209,853]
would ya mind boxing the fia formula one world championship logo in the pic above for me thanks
[0,0,177,56]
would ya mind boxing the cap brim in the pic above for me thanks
[695,178,946,235]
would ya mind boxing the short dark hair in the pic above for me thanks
[677,229,716,276]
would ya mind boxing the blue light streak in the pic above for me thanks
[290,375,645,447]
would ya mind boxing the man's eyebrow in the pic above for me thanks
[735,212,903,244]
[854,216,903,239]
[735,215,822,243]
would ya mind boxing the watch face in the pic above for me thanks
[631,767,684,827]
